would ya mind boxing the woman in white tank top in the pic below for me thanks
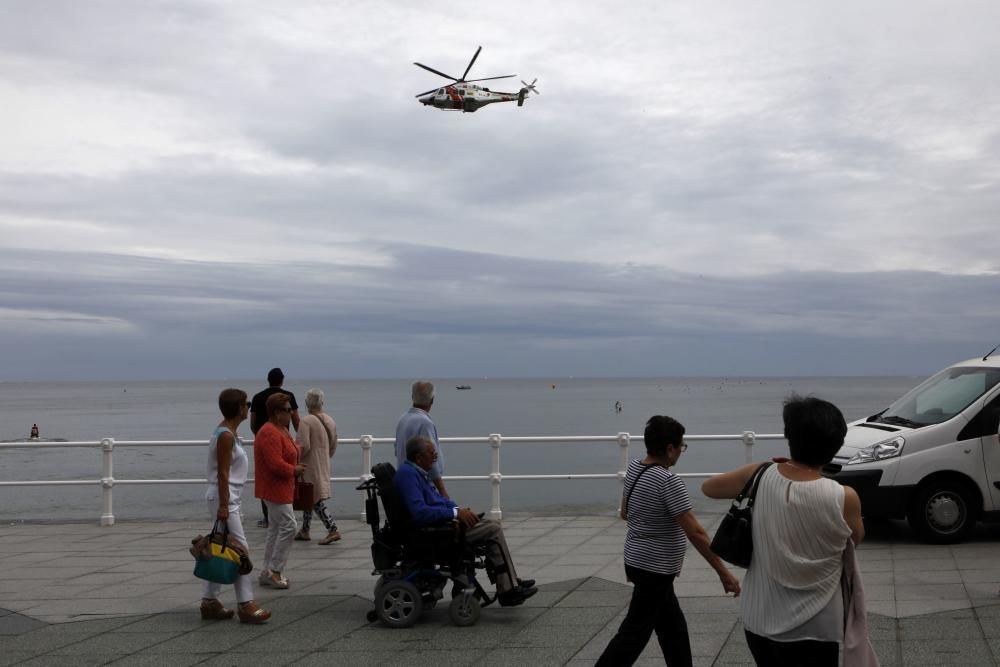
[703,395,865,667]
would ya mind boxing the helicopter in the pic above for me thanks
[414,46,539,113]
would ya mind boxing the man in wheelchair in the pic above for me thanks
[396,436,538,607]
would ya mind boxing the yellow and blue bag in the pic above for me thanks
[191,520,251,584]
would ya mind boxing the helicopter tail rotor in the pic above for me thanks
[518,78,539,106]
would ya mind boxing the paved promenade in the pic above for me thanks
[2,512,1000,665]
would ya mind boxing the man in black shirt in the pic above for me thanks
[250,367,300,527]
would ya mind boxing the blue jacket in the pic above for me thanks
[394,460,456,526]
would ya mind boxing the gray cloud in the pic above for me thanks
[2,1,999,380]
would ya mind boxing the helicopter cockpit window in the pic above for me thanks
[437,89,444,95]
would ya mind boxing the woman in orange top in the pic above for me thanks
[253,392,305,589]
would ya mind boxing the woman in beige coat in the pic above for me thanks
[293,388,340,545]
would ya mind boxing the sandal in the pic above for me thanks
[318,530,342,545]
[237,601,271,625]
[200,599,234,620]
[264,572,289,589]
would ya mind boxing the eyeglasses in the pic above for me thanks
[677,442,689,453]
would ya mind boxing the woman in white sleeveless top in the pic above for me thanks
[703,395,864,666]
[200,388,271,624]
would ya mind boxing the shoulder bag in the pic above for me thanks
[710,462,773,568]
[620,463,657,520]
[191,519,253,583]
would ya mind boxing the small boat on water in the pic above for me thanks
[455,385,472,390]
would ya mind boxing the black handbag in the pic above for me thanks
[710,462,772,568]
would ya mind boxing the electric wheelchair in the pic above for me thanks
[357,462,500,628]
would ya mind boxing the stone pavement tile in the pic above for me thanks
[19,654,127,666]
[554,589,633,608]
[479,645,580,665]
[960,569,1000,583]
[548,553,618,567]
[894,569,962,584]
[895,583,968,601]
[857,547,893,561]
[48,630,185,655]
[896,599,970,617]
[677,597,744,613]
[892,557,957,572]
[536,578,587,592]
[954,556,1000,570]
[323,625,448,652]
[972,599,1000,613]
[507,622,603,648]
[861,559,894,572]
[576,578,626,592]
[0,584,104,601]
[899,613,983,640]
[532,606,621,627]
[0,651,40,667]
[965,582,1000,599]
[153,627,277,653]
[862,584,895,601]
[871,639,902,666]
[866,613,898,641]
[901,638,993,665]
[114,612,213,634]
[675,582,733,597]
[866,600,898,617]
[0,611,46,635]
[105,651,212,666]
[685,612,739,637]
[892,545,953,560]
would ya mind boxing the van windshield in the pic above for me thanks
[876,366,1000,427]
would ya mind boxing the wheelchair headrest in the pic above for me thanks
[371,462,396,490]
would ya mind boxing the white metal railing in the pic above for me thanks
[0,431,784,525]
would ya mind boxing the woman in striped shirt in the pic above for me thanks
[597,415,741,667]
[703,395,865,666]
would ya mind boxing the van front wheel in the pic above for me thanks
[908,481,975,544]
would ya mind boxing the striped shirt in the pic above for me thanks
[622,459,693,575]
[740,465,851,640]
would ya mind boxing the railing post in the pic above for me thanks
[100,438,115,526]
[616,432,630,515]
[488,433,502,521]
[742,431,756,464]
[359,435,373,521]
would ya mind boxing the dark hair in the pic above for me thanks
[405,435,432,462]
[218,388,247,419]
[267,367,284,386]
[643,415,685,456]
[266,392,290,418]
[783,394,847,466]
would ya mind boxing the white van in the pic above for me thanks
[825,355,1000,543]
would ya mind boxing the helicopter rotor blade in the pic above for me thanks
[461,46,482,81]
[414,87,441,98]
[521,79,540,94]
[462,74,517,84]
[413,62,459,81]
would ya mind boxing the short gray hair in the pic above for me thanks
[411,381,435,406]
[405,436,432,462]
[304,388,324,411]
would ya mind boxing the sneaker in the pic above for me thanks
[517,578,536,589]
[497,585,538,607]
[237,601,271,625]
[318,530,342,545]
[258,569,273,587]
[294,529,311,541]
[200,599,234,620]
[256,519,268,528]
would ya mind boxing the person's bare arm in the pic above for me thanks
[675,511,740,595]
[215,431,233,519]
[702,462,762,499]
[843,486,865,545]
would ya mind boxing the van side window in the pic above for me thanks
[957,393,1000,441]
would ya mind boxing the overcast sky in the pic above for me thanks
[2,0,999,381]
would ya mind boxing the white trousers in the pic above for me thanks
[201,500,255,604]
[262,500,297,573]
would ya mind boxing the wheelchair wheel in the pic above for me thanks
[448,594,481,627]
[375,580,423,628]
[373,575,387,599]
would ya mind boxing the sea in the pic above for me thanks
[0,376,921,522]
